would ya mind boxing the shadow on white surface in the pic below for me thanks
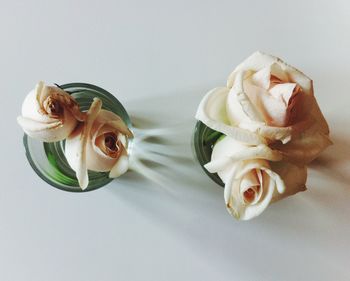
[104,90,350,280]
[310,134,350,186]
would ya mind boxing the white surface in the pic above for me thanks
[1,1,350,280]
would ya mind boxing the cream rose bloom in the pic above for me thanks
[17,81,84,142]
[196,52,331,220]
[65,98,133,189]
[196,51,331,165]
[205,136,307,220]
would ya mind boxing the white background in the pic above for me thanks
[1,1,350,280]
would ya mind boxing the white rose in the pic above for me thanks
[65,98,133,189]
[17,81,84,142]
[196,51,331,165]
[205,136,307,220]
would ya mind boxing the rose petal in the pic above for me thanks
[204,136,250,182]
[86,138,119,172]
[310,96,330,135]
[86,130,121,172]
[239,169,262,205]
[84,110,131,172]
[65,98,102,189]
[17,110,76,142]
[196,87,265,145]
[243,79,289,127]
[227,51,277,88]
[251,63,289,90]
[251,65,272,89]
[94,110,133,138]
[204,136,282,177]
[21,85,54,123]
[18,81,79,142]
[118,134,127,147]
[227,71,265,125]
[233,160,286,194]
[270,162,307,202]
[17,116,62,131]
[64,124,83,172]
[109,145,129,178]
[38,83,85,122]
[224,52,327,144]
[269,83,298,105]
[246,111,314,145]
[271,125,333,165]
[269,63,289,82]
[224,161,277,220]
[227,52,313,96]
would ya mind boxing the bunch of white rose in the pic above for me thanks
[17,82,133,190]
[196,52,331,220]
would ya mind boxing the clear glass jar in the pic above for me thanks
[192,121,224,187]
[23,83,133,192]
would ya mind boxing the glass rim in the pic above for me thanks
[23,134,113,193]
[193,120,225,187]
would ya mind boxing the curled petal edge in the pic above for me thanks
[75,98,102,189]
[196,87,266,145]
[204,144,283,174]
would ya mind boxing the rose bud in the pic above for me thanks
[65,98,133,189]
[205,136,307,220]
[17,81,84,142]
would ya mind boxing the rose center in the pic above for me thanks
[48,99,63,116]
[243,188,256,203]
[104,133,118,152]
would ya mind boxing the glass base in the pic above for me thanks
[23,83,133,192]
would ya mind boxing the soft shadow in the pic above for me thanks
[309,128,350,185]
[107,88,226,206]
[123,89,219,194]
[104,92,350,278]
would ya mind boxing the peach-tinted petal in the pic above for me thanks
[227,71,265,124]
[66,106,131,182]
[196,87,265,145]
[271,125,333,165]
[18,81,78,142]
[16,116,73,143]
[86,134,120,172]
[109,144,129,178]
[310,96,330,135]
[240,169,262,205]
[94,110,133,138]
[270,162,307,202]
[243,80,288,127]
[65,98,102,189]
[234,160,286,194]
[205,142,282,175]
[224,160,283,220]
[252,111,315,144]
[22,86,53,123]
[38,83,85,122]
[251,63,288,90]
[227,51,278,88]
[251,65,272,90]
[17,116,62,132]
[269,83,298,105]
[227,52,313,96]
[204,136,282,184]
[244,73,303,128]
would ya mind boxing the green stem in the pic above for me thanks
[204,131,222,144]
